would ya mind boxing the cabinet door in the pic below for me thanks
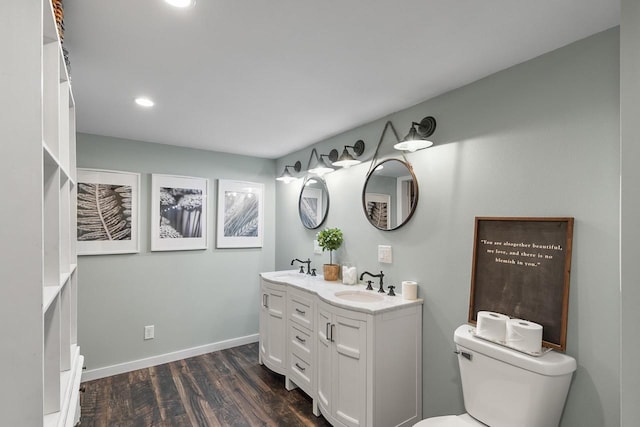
[259,288,268,363]
[260,283,287,373]
[332,314,367,427]
[266,287,286,370]
[316,305,333,415]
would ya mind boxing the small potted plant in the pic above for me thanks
[316,227,344,281]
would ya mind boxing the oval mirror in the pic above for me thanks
[362,159,418,230]
[299,176,330,229]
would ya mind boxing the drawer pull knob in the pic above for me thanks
[454,350,472,361]
[296,335,306,344]
[295,308,306,315]
[295,363,306,372]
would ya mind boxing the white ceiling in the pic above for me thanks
[63,0,619,159]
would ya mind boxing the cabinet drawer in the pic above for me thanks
[289,323,313,361]
[289,352,312,390]
[289,292,314,330]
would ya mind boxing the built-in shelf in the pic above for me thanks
[42,410,59,427]
[43,286,61,314]
[43,142,58,166]
[43,348,84,427]
[60,272,70,288]
[3,0,82,425]
[42,0,57,43]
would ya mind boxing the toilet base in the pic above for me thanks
[414,413,485,426]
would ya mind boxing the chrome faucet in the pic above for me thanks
[291,258,312,275]
[360,271,385,293]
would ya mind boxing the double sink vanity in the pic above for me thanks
[259,270,424,427]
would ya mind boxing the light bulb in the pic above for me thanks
[135,97,154,107]
[165,0,195,8]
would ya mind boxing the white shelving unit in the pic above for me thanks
[1,1,83,425]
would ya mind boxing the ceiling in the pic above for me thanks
[63,0,619,159]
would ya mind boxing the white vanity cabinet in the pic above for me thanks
[259,279,287,374]
[259,272,423,427]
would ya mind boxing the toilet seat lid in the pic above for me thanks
[414,414,484,426]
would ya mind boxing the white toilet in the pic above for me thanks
[415,324,577,427]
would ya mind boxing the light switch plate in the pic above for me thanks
[314,239,322,255]
[378,245,392,263]
[144,325,155,340]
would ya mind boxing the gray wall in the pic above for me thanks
[77,134,275,370]
[620,0,640,425]
[276,29,621,426]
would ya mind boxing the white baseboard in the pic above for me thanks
[81,333,259,382]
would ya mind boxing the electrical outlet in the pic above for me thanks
[144,325,155,340]
[378,245,393,263]
[314,239,322,255]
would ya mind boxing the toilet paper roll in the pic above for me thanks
[506,319,543,354]
[476,311,509,342]
[401,281,418,300]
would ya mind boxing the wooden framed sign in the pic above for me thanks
[468,217,574,351]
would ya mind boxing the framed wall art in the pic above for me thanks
[364,193,391,230]
[468,217,574,350]
[217,179,264,248]
[151,174,208,251]
[77,168,140,255]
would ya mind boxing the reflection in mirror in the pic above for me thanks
[362,159,418,230]
[299,176,330,229]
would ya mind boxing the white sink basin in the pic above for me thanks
[334,290,384,303]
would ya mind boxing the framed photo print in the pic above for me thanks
[77,168,140,255]
[151,174,208,251]
[217,180,264,248]
[365,193,391,230]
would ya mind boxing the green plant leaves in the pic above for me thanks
[316,227,343,252]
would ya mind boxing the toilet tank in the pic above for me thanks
[454,324,576,427]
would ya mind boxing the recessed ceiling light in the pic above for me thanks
[165,0,195,8]
[135,97,154,107]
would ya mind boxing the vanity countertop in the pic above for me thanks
[260,270,423,314]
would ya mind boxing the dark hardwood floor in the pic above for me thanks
[80,342,332,427]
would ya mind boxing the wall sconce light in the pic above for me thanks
[394,116,436,152]
[276,161,301,183]
[308,149,338,176]
[332,140,365,168]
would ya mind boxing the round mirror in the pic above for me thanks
[362,159,418,230]
[299,176,330,229]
